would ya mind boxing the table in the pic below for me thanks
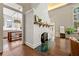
[8,31,22,42]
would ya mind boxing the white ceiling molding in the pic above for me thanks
[48,3,68,11]
[3,3,23,12]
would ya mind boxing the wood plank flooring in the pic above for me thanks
[0,38,71,56]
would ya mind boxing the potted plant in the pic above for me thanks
[66,27,76,34]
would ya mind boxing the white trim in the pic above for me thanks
[33,42,41,49]
[25,42,34,49]
[25,42,41,49]
[25,9,33,14]
[48,4,68,11]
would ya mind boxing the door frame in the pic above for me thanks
[3,4,25,44]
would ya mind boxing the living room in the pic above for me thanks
[0,3,79,56]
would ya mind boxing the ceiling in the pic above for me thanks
[18,3,68,11]
[48,3,68,11]
[18,3,32,12]
[3,3,68,18]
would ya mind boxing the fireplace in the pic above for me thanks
[35,32,49,52]
[41,32,48,43]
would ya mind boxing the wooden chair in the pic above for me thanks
[69,37,79,56]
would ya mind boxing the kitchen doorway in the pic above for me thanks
[3,4,24,50]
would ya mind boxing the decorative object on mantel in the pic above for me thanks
[38,18,42,22]
[34,15,38,22]
[34,15,53,27]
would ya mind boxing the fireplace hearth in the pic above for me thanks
[35,32,53,52]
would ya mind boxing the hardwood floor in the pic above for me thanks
[3,39,22,50]
[0,38,71,56]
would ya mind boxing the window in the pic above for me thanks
[7,20,12,28]
[74,7,79,28]
[3,7,22,30]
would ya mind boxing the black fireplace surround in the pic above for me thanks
[41,32,48,43]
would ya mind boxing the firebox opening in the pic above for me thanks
[41,32,48,43]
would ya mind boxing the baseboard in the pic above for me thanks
[25,42,34,49]
[33,42,41,49]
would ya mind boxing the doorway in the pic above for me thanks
[3,4,24,50]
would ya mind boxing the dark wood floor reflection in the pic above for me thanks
[1,38,71,56]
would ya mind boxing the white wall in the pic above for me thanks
[25,3,55,49]
[33,4,55,48]
[0,4,3,53]
[33,3,50,23]
[25,10,34,48]
[48,3,79,37]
